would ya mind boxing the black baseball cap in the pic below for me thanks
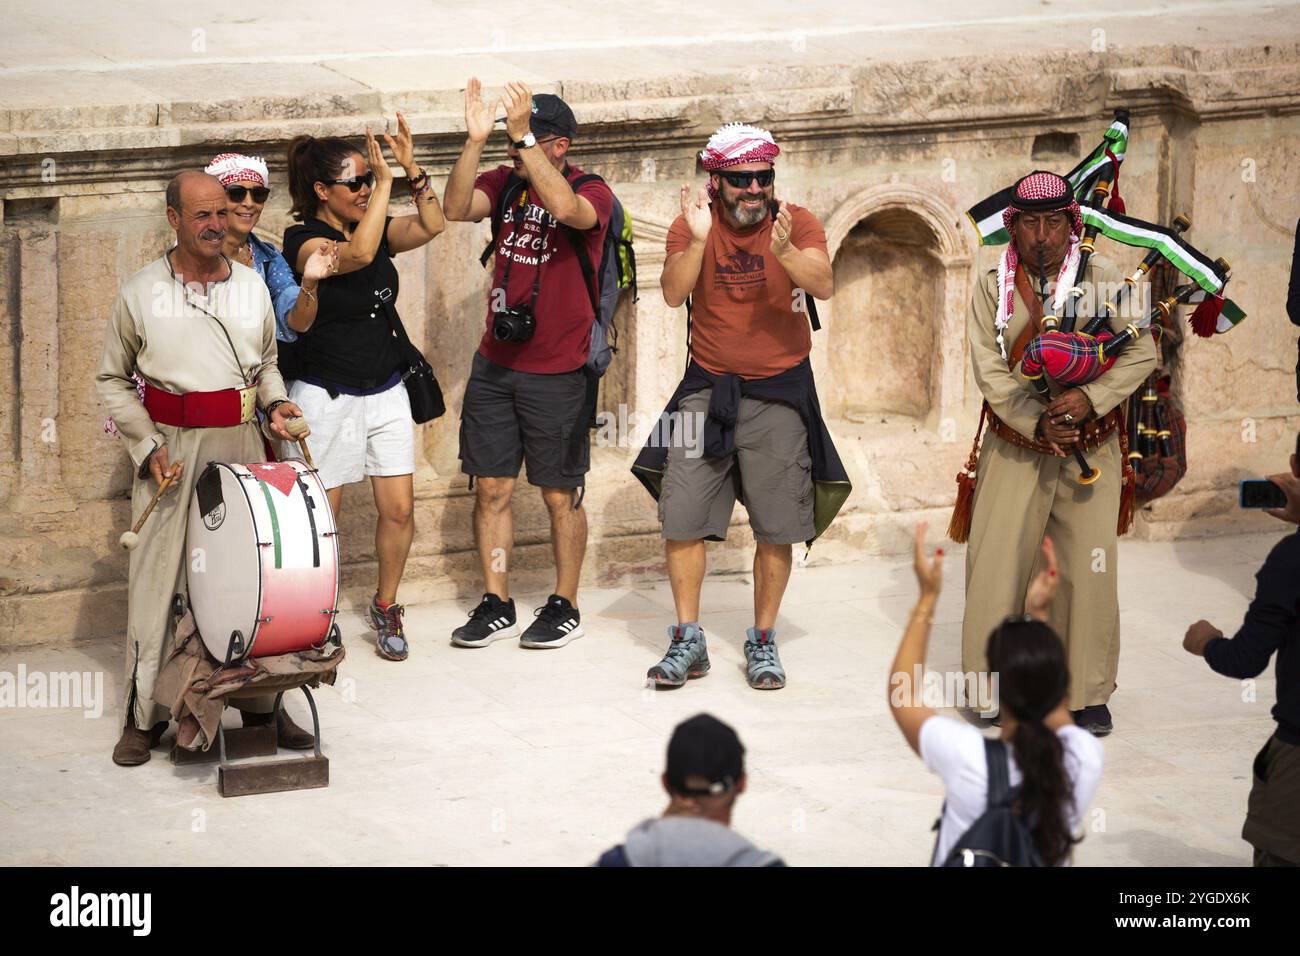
[665,714,745,797]
[529,93,578,140]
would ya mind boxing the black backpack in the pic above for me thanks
[934,738,1044,867]
[479,170,637,378]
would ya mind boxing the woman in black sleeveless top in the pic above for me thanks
[282,118,444,661]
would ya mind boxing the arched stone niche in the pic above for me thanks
[818,186,972,419]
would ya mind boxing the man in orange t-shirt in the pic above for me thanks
[645,123,834,691]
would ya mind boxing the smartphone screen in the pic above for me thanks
[1239,480,1287,509]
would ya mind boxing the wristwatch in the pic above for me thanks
[511,132,537,150]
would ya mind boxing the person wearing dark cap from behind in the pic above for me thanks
[443,78,614,652]
[595,714,784,866]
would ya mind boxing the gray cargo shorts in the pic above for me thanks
[659,388,813,545]
[459,351,590,489]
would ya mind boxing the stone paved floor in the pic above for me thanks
[0,529,1284,866]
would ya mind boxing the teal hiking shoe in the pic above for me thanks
[647,624,710,687]
[745,627,786,689]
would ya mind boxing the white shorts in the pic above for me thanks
[286,379,415,490]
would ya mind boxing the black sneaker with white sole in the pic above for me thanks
[519,594,584,649]
[451,593,520,648]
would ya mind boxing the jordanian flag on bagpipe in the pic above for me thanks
[966,113,1246,336]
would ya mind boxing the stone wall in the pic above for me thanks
[2,42,1298,647]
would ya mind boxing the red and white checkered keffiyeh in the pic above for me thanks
[700,123,779,197]
[204,153,269,188]
[994,171,1083,358]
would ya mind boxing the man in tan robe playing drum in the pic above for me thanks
[97,171,324,765]
[961,170,1156,737]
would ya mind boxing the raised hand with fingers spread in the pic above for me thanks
[912,521,944,599]
[681,184,712,243]
[381,111,417,175]
[365,127,393,188]
[464,77,498,144]
[502,81,534,142]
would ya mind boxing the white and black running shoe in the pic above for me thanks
[519,594,584,649]
[451,593,520,648]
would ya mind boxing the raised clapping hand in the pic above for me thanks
[770,201,793,258]
[680,184,712,242]
[464,77,498,144]
[1023,536,1059,621]
[912,522,944,599]
[364,128,392,188]
[302,240,338,281]
[502,81,534,142]
[381,111,416,174]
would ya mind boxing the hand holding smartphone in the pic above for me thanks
[1241,474,1300,524]
[1240,479,1288,509]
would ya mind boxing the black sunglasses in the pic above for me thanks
[325,171,375,192]
[225,185,270,203]
[717,169,775,189]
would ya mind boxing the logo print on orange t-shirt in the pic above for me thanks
[713,249,765,289]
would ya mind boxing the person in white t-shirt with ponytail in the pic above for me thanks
[890,524,1104,866]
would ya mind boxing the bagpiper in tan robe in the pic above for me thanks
[962,253,1157,709]
[97,254,289,729]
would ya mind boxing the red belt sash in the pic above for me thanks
[143,383,257,428]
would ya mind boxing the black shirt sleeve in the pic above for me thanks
[284,218,393,274]
[1288,218,1300,326]
[281,222,323,280]
[1205,534,1300,679]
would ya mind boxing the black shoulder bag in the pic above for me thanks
[375,286,445,424]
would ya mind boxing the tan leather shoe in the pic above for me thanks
[112,721,167,766]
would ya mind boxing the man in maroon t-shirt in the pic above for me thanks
[443,78,613,651]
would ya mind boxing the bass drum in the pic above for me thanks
[186,459,338,660]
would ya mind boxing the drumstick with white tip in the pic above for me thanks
[119,461,183,551]
[284,416,314,469]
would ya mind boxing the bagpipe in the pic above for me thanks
[967,108,1247,486]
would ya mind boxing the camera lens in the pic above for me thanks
[492,307,534,344]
